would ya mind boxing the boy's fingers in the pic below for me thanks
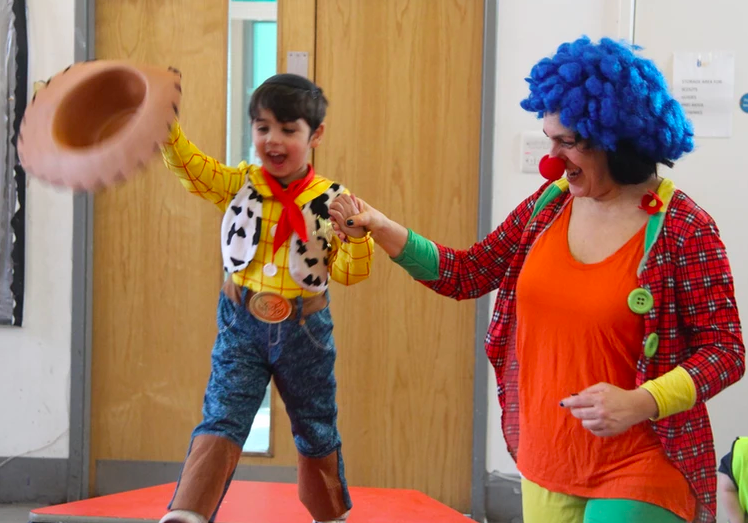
[330,209,345,225]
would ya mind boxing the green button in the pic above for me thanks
[644,333,659,358]
[628,288,654,315]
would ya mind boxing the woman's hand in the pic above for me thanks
[560,383,659,437]
[328,194,365,239]
[330,194,387,239]
[329,194,409,258]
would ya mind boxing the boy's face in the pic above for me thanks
[251,108,324,182]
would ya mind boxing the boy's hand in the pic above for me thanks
[330,194,366,240]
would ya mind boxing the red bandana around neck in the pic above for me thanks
[261,165,315,255]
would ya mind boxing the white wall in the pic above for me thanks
[0,0,75,460]
[634,0,748,460]
[633,3,748,521]
[487,0,634,476]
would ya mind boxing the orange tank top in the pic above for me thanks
[515,202,695,521]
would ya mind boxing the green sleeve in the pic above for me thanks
[390,229,440,281]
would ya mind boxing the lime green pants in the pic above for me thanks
[521,478,686,523]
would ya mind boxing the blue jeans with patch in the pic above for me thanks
[169,288,351,522]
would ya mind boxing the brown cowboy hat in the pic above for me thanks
[18,60,182,191]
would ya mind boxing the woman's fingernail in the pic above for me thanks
[559,401,565,407]
[346,219,354,226]
[571,393,579,396]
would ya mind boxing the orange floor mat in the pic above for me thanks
[29,481,470,522]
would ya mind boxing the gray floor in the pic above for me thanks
[0,505,39,523]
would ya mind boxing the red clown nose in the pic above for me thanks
[538,155,566,181]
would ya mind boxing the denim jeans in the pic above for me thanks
[170,288,351,521]
[196,289,343,458]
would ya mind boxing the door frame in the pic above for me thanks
[67,1,498,520]
[472,1,498,519]
[67,0,94,502]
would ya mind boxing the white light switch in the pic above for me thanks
[520,131,551,174]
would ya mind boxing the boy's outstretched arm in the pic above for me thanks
[161,120,246,211]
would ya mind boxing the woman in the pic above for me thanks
[330,37,744,523]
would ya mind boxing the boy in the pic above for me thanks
[158,73,373,523]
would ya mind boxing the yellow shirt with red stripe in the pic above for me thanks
[161,121,373,298]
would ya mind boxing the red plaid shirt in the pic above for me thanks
[424,182,745,522]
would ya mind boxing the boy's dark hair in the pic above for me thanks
[248,74,328,135]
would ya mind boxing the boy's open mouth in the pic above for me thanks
[268,152,286,166]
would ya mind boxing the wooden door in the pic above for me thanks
[92,0,482,513]
[283,0,484,511]
[90,0,228,485]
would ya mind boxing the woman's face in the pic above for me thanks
[543,113,616,200]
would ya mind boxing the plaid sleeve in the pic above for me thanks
[676,219,746,403]
[161,121,246,211]
[420,186,544,300]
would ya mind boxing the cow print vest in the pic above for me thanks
[220,177,346,293]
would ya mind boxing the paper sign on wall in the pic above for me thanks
[672,51,735,138]
[287,51,309,78]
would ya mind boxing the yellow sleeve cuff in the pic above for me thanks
[167,119,181,142]
[640,366,697,420]
[161,120,184,160]
[329,233,374,286]
[347,234,371,245]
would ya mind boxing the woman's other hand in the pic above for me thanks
[560,383,659,437]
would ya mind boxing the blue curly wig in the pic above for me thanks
[520,36,694,164]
